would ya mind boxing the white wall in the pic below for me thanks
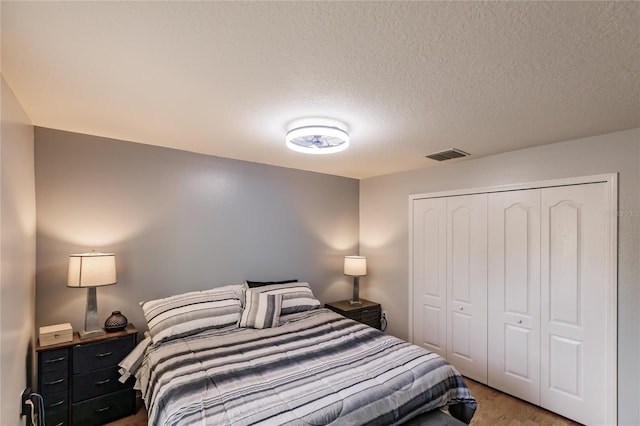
[0,76,36,425]
[360,128,640,424]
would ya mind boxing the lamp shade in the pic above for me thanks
[344,256,367,276]
[67,253,117,288]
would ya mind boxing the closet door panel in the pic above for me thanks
[446,194,487,383]
[412,198,447,357]
[488,190,541,404]
[540,183,608,425]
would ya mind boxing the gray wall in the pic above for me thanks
[359,128,640,424]
[35,128,359,337]
[1,76,36,425]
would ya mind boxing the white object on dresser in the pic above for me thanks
[39,322,73,346]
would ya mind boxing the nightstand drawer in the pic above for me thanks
[73,366,132,402]
[72,388,135,426]
[73,334,135,373]
[348,312,380,328]
[40,348,70,373]
[348,308,377,318]
[325,299,382,330]
[40,369,69,395]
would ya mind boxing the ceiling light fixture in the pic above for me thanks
[285,123,350,155]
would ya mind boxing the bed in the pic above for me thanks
[119,282,476,425]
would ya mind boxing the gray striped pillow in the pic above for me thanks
[140,284,243,343]
[239,290,282,329]
[243,281,321,315]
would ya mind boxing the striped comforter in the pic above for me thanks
[121,308,476,425]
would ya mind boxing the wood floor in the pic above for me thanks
[464,379,580,426]
[106,378,581,426]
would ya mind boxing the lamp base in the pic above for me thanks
[350,276,362,306]
[79,327,105,340]
[82,286,105,340]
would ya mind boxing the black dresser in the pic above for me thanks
[36,324,137,426]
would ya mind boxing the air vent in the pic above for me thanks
[425,148,470,161]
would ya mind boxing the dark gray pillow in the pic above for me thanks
[245,279,298,288]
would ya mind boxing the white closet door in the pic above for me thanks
[540,183,608,425]
[446,194,488,383]
[488,190,541,404]
[412,198,447,357]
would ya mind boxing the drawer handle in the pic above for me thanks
[49,399,66,408]
[95,378,111,385]
[44,356,67,364]
[53,423,64,426]
[95,351,113,358]
[95,406,112,413]
[44,378,65,386]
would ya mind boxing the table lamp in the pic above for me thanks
[67,252,116,339]
[344,256,367,306]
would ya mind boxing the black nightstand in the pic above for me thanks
[36,324,138,426]
[325,299,382,330]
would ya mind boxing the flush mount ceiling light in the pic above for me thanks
[285,123,350,155]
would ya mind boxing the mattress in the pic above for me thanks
[120,308,476,425]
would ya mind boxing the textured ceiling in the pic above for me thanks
[2,1,638,179]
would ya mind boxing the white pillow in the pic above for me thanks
[140,284,243,343]
[243,281,320,315]
[239,290,282,329]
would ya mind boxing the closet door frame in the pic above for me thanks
[408,173,617,425]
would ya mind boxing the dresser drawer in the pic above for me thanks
[73,334,135,373]
[72,388,135,426]
[39,348,70,373]
[43,389,69,411]
[42,390,69,425]
[40,369,69,395]
[46,411,69,426]
[73,366,133,402]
